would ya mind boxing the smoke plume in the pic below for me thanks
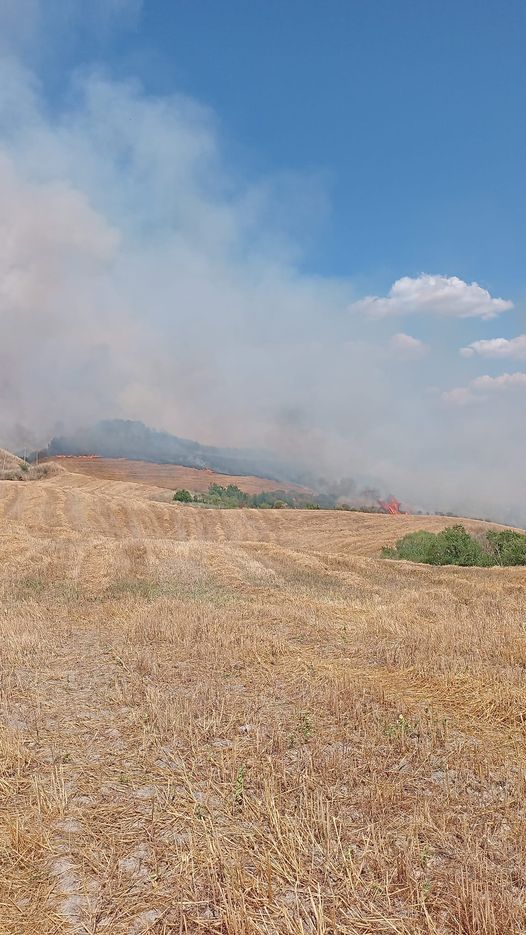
[0,6,524,526]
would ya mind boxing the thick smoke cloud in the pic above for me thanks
[0,67,355,455]
[0,17,524,525]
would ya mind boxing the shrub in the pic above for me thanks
[383,524,526,567]
[433,525,490,566]
[382,530,438,563]
[487,529,526,566]
[173,489,192,503]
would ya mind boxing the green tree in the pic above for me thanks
[173,488,192,503]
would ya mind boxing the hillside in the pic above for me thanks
[0,447,64,482]
[0,446,23,471]
[44,455,308,495]
[41,419,300,483]
[2,468,526,933]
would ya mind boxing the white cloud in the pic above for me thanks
[443,371,526,405]
[351,273,513,320]
[460,335,526,360]
[388,332,428,358]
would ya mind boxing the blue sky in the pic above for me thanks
[0,0,525,522]
[41,0,526,292]
[156,1,526,292]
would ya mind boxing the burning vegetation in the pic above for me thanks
[377,495,404,515]
[33,420,412,515]
[173,483,410,514]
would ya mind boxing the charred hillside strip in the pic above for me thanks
[36,419,300,484]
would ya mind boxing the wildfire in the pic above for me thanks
[378,495,404,515]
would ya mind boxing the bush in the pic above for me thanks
[383,524,526,567]
[173,489,192,503]
[382,530,438,563]
[194,485,300,510]
[433,525,490,566]
[487,529,526,566]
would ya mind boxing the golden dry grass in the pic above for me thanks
[0,448,23,471]
[1,468,526,933]
[0,449,65,482]
[45,456,308,495]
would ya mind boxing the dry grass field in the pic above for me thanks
[45,457,308,495]
[0,449,65,483]
[1,466,526,934]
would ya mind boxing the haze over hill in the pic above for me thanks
[40,419,301,483]
[38,419,416,512]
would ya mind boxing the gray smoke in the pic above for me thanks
[0,6,524,526]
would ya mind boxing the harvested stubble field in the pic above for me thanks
[1,469,526,934]
[45,457,308,496]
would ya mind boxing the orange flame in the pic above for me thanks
[378,495,404,515]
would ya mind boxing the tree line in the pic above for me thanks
[173,483,385,511]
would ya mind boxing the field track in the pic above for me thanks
[2,467,526,933]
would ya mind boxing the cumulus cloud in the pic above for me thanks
[460,335,526,360]
[388,332,428,358]
[443,371,526,405]
[351,273,513,320]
